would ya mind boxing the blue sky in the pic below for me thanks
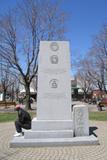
[0,0,107,64]
[61,0,107,59]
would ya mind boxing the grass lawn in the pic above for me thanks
[0,111,36,123]
[89,111,107,121]
[0,111,107,122]
[0,113,17,122]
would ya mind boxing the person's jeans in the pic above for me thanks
[15,120,31,133]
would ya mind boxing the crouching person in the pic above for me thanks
[14,104,31,137]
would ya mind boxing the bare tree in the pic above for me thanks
[76,59,94,100]
[74,25,107,98]
[87,25,107,93]
[0,0,67,109]
[0,59,16,105]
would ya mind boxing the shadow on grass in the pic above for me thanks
[89,126,98,137]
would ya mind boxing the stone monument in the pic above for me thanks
[10,41,99,147]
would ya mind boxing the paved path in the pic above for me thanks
[0,121,107,160]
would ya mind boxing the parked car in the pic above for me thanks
[97,98,107,111]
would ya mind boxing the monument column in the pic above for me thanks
[37,41,72,120]
[27,41,73,137]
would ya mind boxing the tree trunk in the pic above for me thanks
[83,91,87,101]
[3,89,7,108]
[25,83,31,110]
[15,90,19,101]
[11,84,14,102]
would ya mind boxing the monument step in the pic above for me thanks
[32,118,73,130]
[24,129,73,139]
[10,135,99,148]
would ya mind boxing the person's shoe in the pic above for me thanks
[14,132,22,137]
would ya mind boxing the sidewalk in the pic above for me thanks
[0,121,107,160]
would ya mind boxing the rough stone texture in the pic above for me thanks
[1,121,107,160]
[73,105,89,137]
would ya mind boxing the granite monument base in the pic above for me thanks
[10,135,99,148]
[10,118,75,147]
[10,105,99,147]
[24,118,73,139]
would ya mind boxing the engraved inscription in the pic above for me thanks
[49,79,58,88]
[50,42,59,51]
[75,108,86,136]
[50,55,58,64]
[76,109,84,125]
[76,126,84,136]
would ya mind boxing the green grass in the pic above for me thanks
[0,113,17,122]
[0,111,107,122]
[89,111,107,121]
[0,111,36,123]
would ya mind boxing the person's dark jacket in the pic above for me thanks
[18,108,31,124]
